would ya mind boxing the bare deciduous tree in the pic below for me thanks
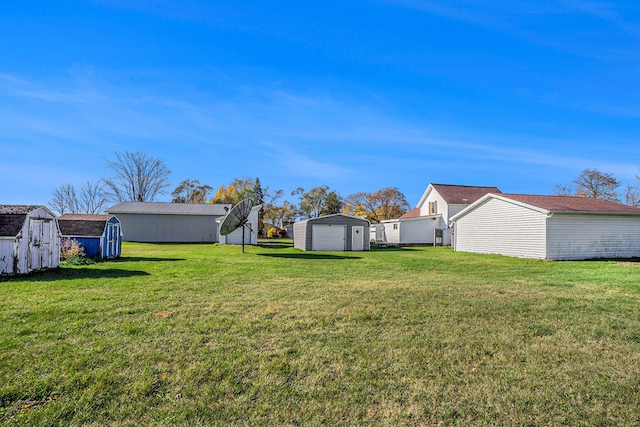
[79,180,109,214]
[50,183,79,215]
[50,181,109,215]
[625,183,640,207]
[552,183,573,196]
[102,151,171,202]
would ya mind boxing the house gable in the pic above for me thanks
[415,184,502,221]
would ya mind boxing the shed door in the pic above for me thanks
[29,219,52,271]
[312,225,346,251]
[352,226,364,251]
[106,223,120,258]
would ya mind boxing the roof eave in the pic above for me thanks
[548,210,640,216]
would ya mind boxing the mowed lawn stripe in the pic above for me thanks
[1,241,639,426]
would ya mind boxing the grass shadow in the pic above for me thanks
[257,253,362,260]
[0,267,151,282]
[111,257,186,263]
[257,241,294,250]
[370,245,425,251]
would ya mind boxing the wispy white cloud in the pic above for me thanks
[388,0,640,61]
[2,67,638,205]
[262,142,350,181]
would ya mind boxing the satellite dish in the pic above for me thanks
[219,199,254,252]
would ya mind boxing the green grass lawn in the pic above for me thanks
[1,241,639,426]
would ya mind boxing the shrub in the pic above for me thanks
[60,238,93,265]
[61,238,85,260]
[267,227,278,238]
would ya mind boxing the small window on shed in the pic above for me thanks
[393,224,399,230]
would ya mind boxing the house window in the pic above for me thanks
[429,201,438,215]
[393,224,399,230]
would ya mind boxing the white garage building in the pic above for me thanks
[293,214,370,251]
[451,193,640,260]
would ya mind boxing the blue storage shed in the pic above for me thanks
[57,214,122,258]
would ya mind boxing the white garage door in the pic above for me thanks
[312,225,346,251]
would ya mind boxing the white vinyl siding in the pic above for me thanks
[455,198,547,259]
[419,191,447,218]
[384,221,401,243]
[400,217,438,244]
[547,214,640,260]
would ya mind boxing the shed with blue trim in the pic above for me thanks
[57,214,122,258]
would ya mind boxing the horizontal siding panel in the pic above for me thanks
[119,214,219,242]
[455,198,547,259]
[384,222,400,243]
[548,214,640,260]
[400,218,437,244]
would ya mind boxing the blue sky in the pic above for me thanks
[2,0,640,207]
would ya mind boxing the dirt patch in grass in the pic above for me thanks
[617,261,640,267]
[152,310,176,318]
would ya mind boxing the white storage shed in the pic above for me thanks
[294,214,370,251]
[0,205,61,275]
[451,194,640,260]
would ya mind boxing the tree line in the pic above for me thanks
[51,152,639,235]
[49,151,411,235]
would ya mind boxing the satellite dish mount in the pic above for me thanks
[219,199,254,253]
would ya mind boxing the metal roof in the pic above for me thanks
[296,213,370,225]
[107,202,231,216]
